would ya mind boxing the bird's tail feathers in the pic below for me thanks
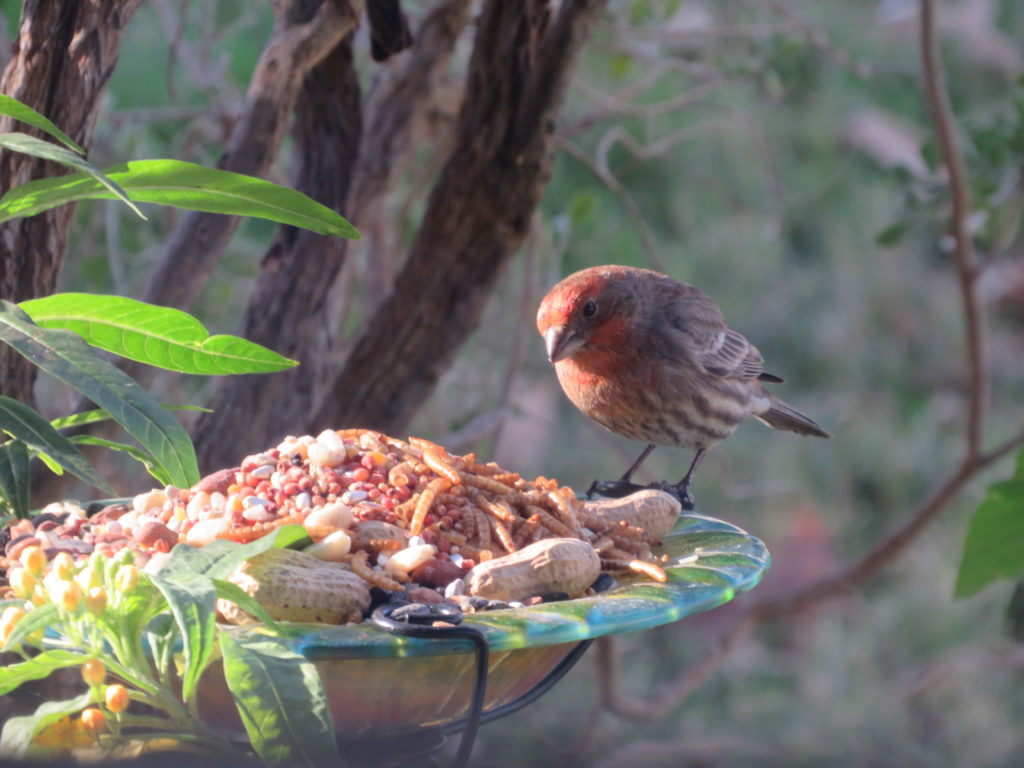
[757,395,830,438]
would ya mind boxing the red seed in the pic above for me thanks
[351,467,370,482]
[238,487,255,499]
[298,477,313,491]
[327,482,342,496]
[282,482,300,496]
[369,473,385,485]
[460,559,476,571]
[380,497,395,510]
[367,488,381,500]
[255,481,271,495]
[152,539,171,554]
[274,491,287,506]
[360,455,375,470]
[312,495,325,507]
[423,514,437,526]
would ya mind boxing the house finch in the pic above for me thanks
[536,265,829,509]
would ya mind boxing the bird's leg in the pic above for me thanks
[652,447,706,511]
[586,444,656,499]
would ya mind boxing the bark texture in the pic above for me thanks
[0,0,141,401]
[312,0,607,435]
[195,37,362,470]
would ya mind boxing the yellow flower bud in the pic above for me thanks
[50,580,83,612]
[51,552,75,580]
[104,684,130,714]
[70,718,97,748]
[9,567,36,599]
[114,564,139,593]
[85,586,107,616]
[80,707,106,734]
[1,605,27,644]
[30,585,47,607]
[19,545,47,577]
[81,658,106,686]
[75,566,101,592]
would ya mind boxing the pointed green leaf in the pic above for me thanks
[0,692,94,757]
[20,293,298,375]
[0,649,87,696]
[0,440,30,519]
[955,448,1024,597]
[149,571,217,704]
[0,159,359,238]
[50,403,211,431]
[69,435,171,487]
[219,631,339,767]
[160,525,310,583]
[0,301,198,488]
[0,394,112,493]
[0,95,84,153]
[0,132,143,219]
[211,578,284,634]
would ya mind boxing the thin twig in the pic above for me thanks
[921,0,986,460]
[555,135,663,272]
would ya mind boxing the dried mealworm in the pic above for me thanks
[524,504,575,538]
[475,495,518,524]
[471,506,491,548]
[592,536,615,554]
[491,519,516,553]
[349,550,405,591]
[513,513,541,548]
[460,472,515,495]
[469,462,502,476]
[410,477,451,535]
[626,558,667,583]
[546,490,586,539]
[423,448,461,485]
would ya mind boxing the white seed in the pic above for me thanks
[304,502,353,539]
[295,492,312,510]
[444,578,465,598]
[187,490,211,519]
[305,530,352,562]
[270,471,285,490]
[384,544,437,575]
[186,517,229,546]
[243,496,272,508]
[308,442,344,468]
[341,490,368,504]
[133,489,167,515]
[508,601,525,609]
[250,464,275,479]
[450,553,464,568]
[105,521,123,537]
[242,506,274,523]
[408,535,426,547]
[315,429,345,453]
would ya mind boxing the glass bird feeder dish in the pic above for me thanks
[195,512,769,761]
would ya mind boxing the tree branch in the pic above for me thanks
[597,0,1012,723]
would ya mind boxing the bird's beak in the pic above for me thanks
[544,324,584,363]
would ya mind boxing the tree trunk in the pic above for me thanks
[312,0,607,435]
[194,36,362,471]
[0,0,141,402]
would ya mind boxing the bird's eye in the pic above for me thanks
[582,300,597,318]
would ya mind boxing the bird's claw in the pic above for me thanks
[586,479,647,500]
[646,481,696,511]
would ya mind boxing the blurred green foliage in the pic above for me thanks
[3,0,1024,764]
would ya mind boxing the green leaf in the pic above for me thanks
[2,604,58,652]
[219,631,340,767]
[20,293,298,375]
[149,571,217,704]
[0,394,112,493]
[955,448,1024,597]
[875,220,909,247]
[160,525,311,582]
[0,302,199,488]
[0,649,86,696]
[0,95,84,154]
[0,159,359,238]
[50,403,211,431]
[70,435,171,486]
[0,440,30,519]
[0,132,144,219]
[0,692,94,757]
[212,578,284,634]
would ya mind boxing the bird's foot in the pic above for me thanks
[586,479,648,500]
[645,481,696,511]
